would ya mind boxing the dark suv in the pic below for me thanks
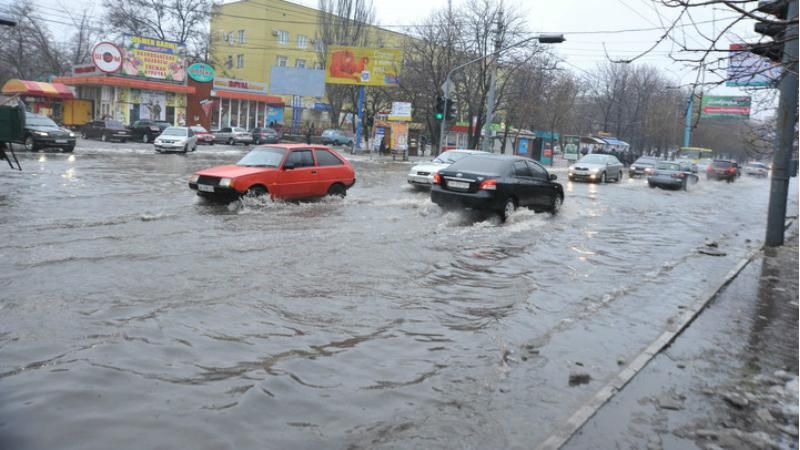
[81,120,132,143]
[706,160,738,182]
[128,120,170,143]
[18,112,76,152]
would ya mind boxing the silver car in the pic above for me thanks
[648,161,698,190]
[213,127,253,145]
[154,127,198,153]
[568,154,625,183]
[407,149,488,189]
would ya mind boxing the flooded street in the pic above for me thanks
[0,141,797,449]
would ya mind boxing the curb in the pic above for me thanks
[534,221,797,450]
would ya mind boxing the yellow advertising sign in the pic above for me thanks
[122,35,188,82]
[325,47,401,87]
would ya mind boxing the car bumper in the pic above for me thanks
[407,174,433,186]
[155,142,189,151]
[629,169,654,177]
[568,171,601,182]
[431,186,503,211]
[708,172,735,180]
[189,182,242,200]
[235,137,253,144]
[32,136,76,148]
[648,176,683,188]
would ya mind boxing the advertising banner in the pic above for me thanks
[389,122,408,150]
[122,35,188,81]
[269,67,326,97]
[563,135,580,161]
[701,95,751,120]
[188,63,214,83]
[140,91,166,121]
[727,43,781,87]
[325,47,401,87]
[266,106,284,125]
[213,77,268,94]
[388,102,412,121]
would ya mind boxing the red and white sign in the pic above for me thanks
[212,77,267,94]
[92,42,122,73]
[72,64,100,77]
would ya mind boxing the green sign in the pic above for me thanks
[563,135,580,161]
[187,63,214,83]
[700,96,751,120]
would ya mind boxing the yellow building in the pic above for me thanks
[211,0,406,129]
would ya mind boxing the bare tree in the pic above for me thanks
[103,0,212,50]
[0,0,65,82]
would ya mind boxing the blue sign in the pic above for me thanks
[266,106,284,125]
[518,138,529,155]
[313,102,331,111]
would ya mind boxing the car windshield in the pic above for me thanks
[447,156,508,174]
[162,127,188,136]
[579,154,608,164]
[106,120,125,129]
[433,151,474,164]
[322,130,337,137]
[713,161,732,168]
[155,121,171,128]
[634,158,656,165]
[237,147,286,167]
[26,114,58,127]
[190,126,207,133]
[747,162,767,169]
[655,162,680,171]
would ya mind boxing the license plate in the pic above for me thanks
[198,184,214,193]
[55,139,67,143]
[448,181,469,189]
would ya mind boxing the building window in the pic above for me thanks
[295,59,305,69]
[236,54,244,68]
[225,55,233,69]
[313,62,323,70]
[276,30,288,45]
[314,39,324,52]
[238,30,246,44]
[276,56,288,67]
[223,32,233,46]
[297,35,308,49]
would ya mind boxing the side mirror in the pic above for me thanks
[283,162,296,170]
[550,174,558,181]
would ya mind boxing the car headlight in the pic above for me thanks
[34,131,48,136]
[590,168,600,173]
[219,178,234,188]
[68,132,75,137]
[190,174,199,183]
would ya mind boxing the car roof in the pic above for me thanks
[255,144,334,149]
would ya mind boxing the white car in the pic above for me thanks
[744,162,769,178]
[407,149,487,188]
[568,153,625,183]
[154,127,198,153]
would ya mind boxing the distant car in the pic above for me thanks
[18,112,76,152]
[696,158,714,173]
[190,125,215,145]
[744,162,769,178]
[707,160,738,182]
[251,127,280,145]
[154,127,197,153]
[628,156,659,177]
[568,154,625,183]
[128,119,170,143]
[407,149,488,189]
[188,145,356,201]
[213,127,253,145]
[647,161,697,190]
[676,157,699,173]
[320,129,353,146]
[431,154,564,221]
[81,119,132,143]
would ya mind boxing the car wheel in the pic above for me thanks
[246,185,268,197]
[617,169,623,182]
[600,172,607,184]
[101,133,108,142]
[227,138,234,145]
[209,141,214,146]
[501,197,517,221]
[183,144,188,153]
[327,183,347,198]
[63,145,75,153]
[551,195,563,215]
[683,180,688,191]
[23,135,36,151]
[192,144,197,152]
[80,131,87,139]
[347,140,354,146]
[649,182,656,189]
[142,134,149,143]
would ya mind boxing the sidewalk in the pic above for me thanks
[563,223,799,450]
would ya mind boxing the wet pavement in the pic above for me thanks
[0,139,797,449]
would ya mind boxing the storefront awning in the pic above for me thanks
[2,79,74,99]
[212,90,284,106]
[52,76,196,94]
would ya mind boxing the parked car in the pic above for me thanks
[190,125,215,145]
[706,160,738,182]
[18,112,76,152]
[568,153,625,183]
[430,154,564,221]
[743,162,769,178]
[81,119,132,143]
[251,127,280,145]
[647,161,697,190]
[154,127,197,153]
[189,144,356,201]
[213,127,253,145]
[320,129,354,146]
[628,156,659,177]
[128,119,170,143]
[407,149,488,189]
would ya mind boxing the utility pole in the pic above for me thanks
[683,92,694,148]
[765,0,798,246]
[481,9,504,152]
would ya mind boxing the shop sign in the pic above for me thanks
[212,77,267,94]
[73,64,100,77]
[188,63,214,83]
[121,35,188,81]
[92,42,123,73]
[388,101,412,122]
[313,102,331,111]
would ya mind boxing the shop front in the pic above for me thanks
[187,76,284,131]
[1,79,75,123]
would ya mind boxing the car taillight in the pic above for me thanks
[671,172,686,178]
[432,173,442,185]
[726,168,736,174]
[150,126,160,131]
[479,179,497,190]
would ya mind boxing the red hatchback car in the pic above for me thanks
[189,144,356,200]
[190,125,215,145]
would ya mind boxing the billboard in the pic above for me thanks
[270,67,326,97]
[563,135,580,161]
[727,43,781,87]
[388,102,412,121]
[701,96,751,120]
[325,47,401,87]
[121,35,188,82]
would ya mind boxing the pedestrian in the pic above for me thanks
[379,135,386,155]
[305,123,313,145]
[419,135,427,156]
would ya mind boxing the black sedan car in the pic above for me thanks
[128,119,170,143]
[431,154,564,221]
[18,112,76,152]
[81,119,132,143]
[251,127,280,145]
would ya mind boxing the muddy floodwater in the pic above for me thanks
[0,143,796,449]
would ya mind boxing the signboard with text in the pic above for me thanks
[727,43,781,87]
[213,77,268,94]
[701,95,751,119]
[121,35,187,81]
[388,102,412,121]
[325,47,401,87]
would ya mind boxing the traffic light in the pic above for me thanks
[445,98,456,121]
[434,96,444,120]
[750,0,791,63]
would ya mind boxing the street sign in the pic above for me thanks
[440,79,454,97]
[701,96,751,119]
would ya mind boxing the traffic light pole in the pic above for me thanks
[765,0,798,247]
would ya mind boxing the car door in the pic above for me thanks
[278,149,318,198]
[526,160,557,209]
[609,156,623,178]
[510,160,536,207]
[85,121,99,138]
[314,148,348,194]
